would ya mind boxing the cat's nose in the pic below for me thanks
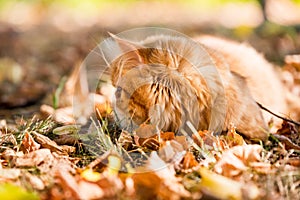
[115,86,122,99]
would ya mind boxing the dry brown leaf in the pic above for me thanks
[192,130,213,148]
[1,148,18,161]
[55,170,82,200]
[275,121,300,150]
[273,133,300,150]
[276,120,298,136]
[135,124,160,143]
[135,123,159,139]
[118,130,133,150]
[143,152,191,199]
[132,171,162,199]
[177,152,199,173]
[78,180,104,199]
[0,168,21,181]
[14,148,52,168]
[174,135,189,150]
[160,131,175,141]
[20,132,40,153]
[158,140,185,163]
[32,132,65,154]
[95,173,124,198]
[50,152,78,174]
[79,156,124,199]
[139,137,160,151]
[134,124,160,150]
[248,162,273,174]
[214,144,264,178]
[60,145,76,154]
[124,177,135,198]
[24,172,45,190]
[286,158,300,167]
[285,54,300,70]
[39,104,55,118]
[225,125,246,146]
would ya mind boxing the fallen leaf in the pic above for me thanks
[118,130,133,150]
[174,135,189,150]
[285,54,300,70]
[192,130,213,148]
[95,172,124,199]
[24,172,45,190]
[78,180,104,199]
[177,152,199,173]
[199,167,243,200]
[135,124,159,139]
[141,152,191,199]
[272,133,300,150]
[224,124,246,147]
[0,183,39,200]
[158,140,185,163]
[286,158,300,167]
[160,132,175,141]
[31,132,65,154]
[55,170,82,199]
[20,132,40,153]
[81,168,101,182]
[0,169,21,181]
[276,120,298,137]
[1,148,18,161]
[133,124,160,150]
[60,145,76,154]
[214,145,263,178]
[107,155,122,175]
[14,149,52,168]
[132,171,162,199]
[138,137,160,151]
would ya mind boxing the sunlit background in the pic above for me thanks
[1,0,300,114]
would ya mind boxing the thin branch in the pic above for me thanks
[257,102,300,126]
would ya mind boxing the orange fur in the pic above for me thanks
[108,34,288,140]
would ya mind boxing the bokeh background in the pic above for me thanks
[1,0,300,118]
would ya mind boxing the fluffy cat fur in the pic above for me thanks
[108,34,289,140]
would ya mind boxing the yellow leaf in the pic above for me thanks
[199,167,242,200]
[107,155,121,175]
[81,169,101,182]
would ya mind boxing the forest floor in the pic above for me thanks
[0,1,300,199]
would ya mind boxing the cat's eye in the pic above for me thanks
[115,86,122,98]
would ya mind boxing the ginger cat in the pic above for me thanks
[107,33,288,140]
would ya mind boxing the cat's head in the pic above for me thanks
[106,34,220,134]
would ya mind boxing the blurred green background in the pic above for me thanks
[0,0,300,112]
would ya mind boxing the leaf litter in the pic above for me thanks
[0,55,300,200]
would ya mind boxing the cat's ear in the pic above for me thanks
[108,32,144,64]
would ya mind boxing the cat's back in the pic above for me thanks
[194,35,287,124]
